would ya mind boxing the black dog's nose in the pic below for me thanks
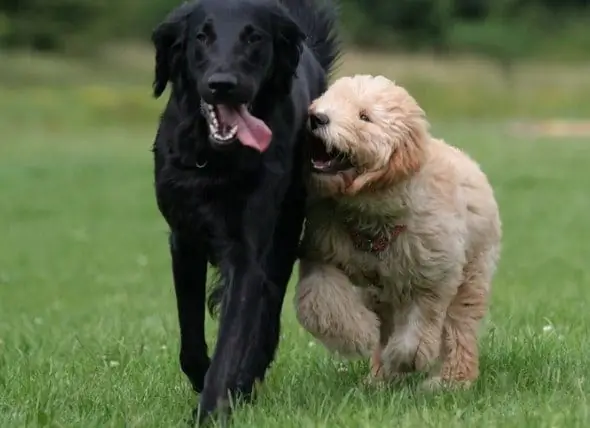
[308,112,330,130]
[207,73,238,94]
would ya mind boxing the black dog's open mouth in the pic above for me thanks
[309,133,354,174]
[200,101,272,152]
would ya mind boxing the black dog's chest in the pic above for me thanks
[155,164,254,236]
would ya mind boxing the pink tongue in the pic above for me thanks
[216,105,272,152]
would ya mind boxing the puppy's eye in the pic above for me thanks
[359,111,371,122]
[247,33,262,44]
[196,32,208,44]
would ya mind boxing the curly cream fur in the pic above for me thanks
[294,75,501,388]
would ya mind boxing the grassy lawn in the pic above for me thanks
[1,50,590,427]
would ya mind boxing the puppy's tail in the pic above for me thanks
[282,0,342,75]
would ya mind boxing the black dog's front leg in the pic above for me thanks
[196,171,289,423]
[170,231,210,393]
[196,259,278,423]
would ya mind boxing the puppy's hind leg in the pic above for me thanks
[295,261,379,358]
[377,293,448,384]
[424,251,496,390]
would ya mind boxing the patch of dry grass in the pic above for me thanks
[1,45,590,126]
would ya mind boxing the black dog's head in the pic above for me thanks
[152,0,305,153]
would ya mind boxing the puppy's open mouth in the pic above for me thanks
[200,101,272,152]
[309,134,354,174]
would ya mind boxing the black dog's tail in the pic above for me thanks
[282,0,341,75]
[207,270,224,318]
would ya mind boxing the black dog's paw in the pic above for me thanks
[195,382,258,426]
[191,392,231,427]
[188,368,209,395]
[180,355,210,394]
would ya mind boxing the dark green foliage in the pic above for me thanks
[0,0,179,51]
[0,0,104,51]
[1,0,589,59]
[340,0,453,50]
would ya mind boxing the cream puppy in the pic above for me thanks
[295,75,501,388]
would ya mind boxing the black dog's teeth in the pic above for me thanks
[204,102,238,142]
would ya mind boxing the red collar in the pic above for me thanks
[348,224,406,255]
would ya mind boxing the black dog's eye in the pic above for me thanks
[359,111,371,122]
[246,32,262,45]
[196,32,208,44]
[242,25,263,45]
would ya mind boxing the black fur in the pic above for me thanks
[150,0,339,423]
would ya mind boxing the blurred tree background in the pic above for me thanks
[1,0,590,61]
[1,0,589,123]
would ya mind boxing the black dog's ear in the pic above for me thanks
[269,6,305,97]
[151,3,193,98]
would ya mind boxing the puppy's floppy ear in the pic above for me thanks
[386,122,427,183]
[345,115,428,195]
[268,5,305,96]
[151,3,192,98]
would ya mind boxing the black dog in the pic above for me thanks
[150,0,339,422]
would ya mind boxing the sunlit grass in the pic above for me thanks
[1,49,589,427]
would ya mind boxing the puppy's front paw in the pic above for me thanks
[365,348,409,388]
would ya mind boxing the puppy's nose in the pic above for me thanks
[207,73,238,94]
[308,112,330,130]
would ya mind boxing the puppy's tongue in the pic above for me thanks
[216,105,272,152]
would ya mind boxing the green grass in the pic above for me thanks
[1,51,590,427]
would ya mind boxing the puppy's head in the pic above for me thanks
[151,0,304,153]
[307,75,429,197]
